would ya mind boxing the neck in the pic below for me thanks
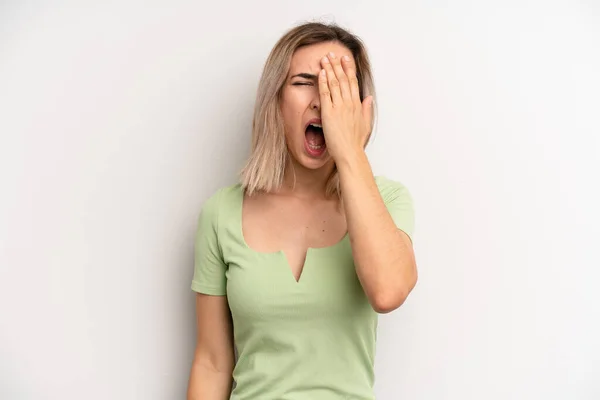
[280,157,335,199]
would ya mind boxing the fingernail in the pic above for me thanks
[329,52,336,58]
[343,55,350,62]
[322,56,329,63]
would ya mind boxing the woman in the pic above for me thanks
[187,22,417,400]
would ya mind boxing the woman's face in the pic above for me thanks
[280,41,355,170]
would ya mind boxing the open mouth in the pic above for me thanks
[305,122,326,156]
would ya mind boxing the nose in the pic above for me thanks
[310,96,320,111]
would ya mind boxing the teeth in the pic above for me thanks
[309,123,322,128]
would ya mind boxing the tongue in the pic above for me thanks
[305,127,325,146]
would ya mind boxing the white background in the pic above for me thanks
[1,1,599,399]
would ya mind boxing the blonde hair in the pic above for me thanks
[240,21,377,198]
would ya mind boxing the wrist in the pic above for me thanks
[334,147,369,175]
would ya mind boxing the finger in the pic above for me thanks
[342,55,361,107]
[321,55,342,106]
[328,53,352,103]
[318,68,332,110]
[362,95,374,134]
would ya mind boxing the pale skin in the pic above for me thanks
[187,41,417,399]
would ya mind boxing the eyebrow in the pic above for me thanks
[290,72,318,80]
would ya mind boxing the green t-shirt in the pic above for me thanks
[191,175,415,400]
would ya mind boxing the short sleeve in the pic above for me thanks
[376,176,415,243]
[191,188,227,295]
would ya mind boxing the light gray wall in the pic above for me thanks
[1,2,598,399]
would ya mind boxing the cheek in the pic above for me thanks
[281,93,307,132]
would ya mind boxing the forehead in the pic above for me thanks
[288,42,354,76]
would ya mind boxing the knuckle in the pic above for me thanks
[329,79,340,87]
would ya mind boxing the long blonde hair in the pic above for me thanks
[240,22,377,198]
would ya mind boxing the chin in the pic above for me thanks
[292,147,332,170]
[300,156,331,170]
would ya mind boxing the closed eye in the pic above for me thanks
[293,82,313,86]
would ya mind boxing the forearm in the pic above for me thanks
[187,358,234,400]
[337,151,417,313]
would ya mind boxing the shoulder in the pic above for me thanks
[202,182,242,207]
[198,182,242,224]
[374,175,413,205]
[375,175,416,240]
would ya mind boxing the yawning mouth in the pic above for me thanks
[304,119,326,157]
[305,122,325,146]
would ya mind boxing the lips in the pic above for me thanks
[305,118,322,130]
